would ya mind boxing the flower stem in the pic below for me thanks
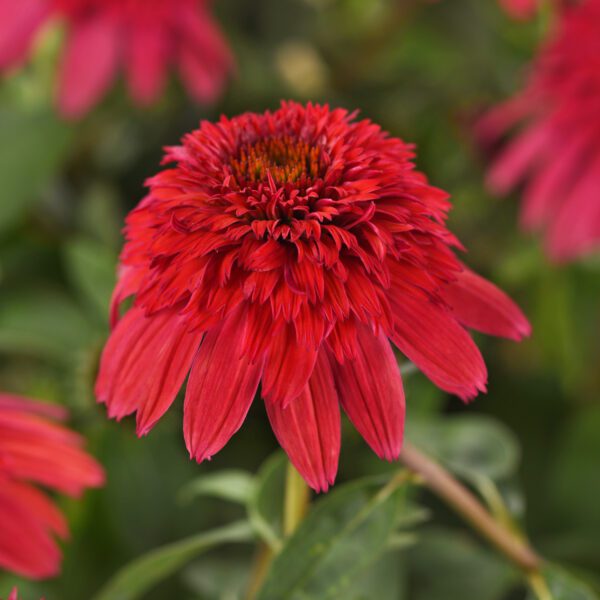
[283,461,310,537]
[399,442,542,573]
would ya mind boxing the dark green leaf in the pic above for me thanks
[527,565,599,600]
[247,452,287,551]
[256,475,408,599]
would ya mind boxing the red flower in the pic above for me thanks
[0,395,104,579]
[96,102,530,492]
[480,0,600,261]
[0,0,234,118]
[499,0,540,19]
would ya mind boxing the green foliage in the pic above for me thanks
[256,475,410,599]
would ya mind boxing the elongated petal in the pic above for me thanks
[262,324,318,406]
[329,325,404,461]
[125,21,169,104]
[0,0,48,69]
[58,17,120,118]
[265,351,340,492]
[390,292,487,401]
[442,266,531,341]
[95,307,202,435]
[184,308,264,462]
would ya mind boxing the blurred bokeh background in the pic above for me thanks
[0,0,599,598]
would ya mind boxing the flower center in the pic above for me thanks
[231,136,324,186]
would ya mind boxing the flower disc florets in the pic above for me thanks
[98,102,530,492]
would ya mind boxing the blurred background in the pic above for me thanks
[0,0,599,598]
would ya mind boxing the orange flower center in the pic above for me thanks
[231,136,323,186]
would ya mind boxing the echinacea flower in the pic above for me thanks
[0,0,234,118]
[480,0,600,261]
[96,101,530,492]
[0,394,104,579]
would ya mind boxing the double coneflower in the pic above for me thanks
[0,0,234,117]
[97,102,530,492]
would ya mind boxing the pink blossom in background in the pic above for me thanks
[0,0,235,118]
[0,395,104,579]
[480,0,600,261]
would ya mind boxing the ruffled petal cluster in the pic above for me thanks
[480,0,600,261]
[97,101,530,491]
[0,395,104,579]
[0,0,234,118]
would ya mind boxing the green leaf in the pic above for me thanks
[408,528,519,600]
[63,237,117,319]
[0,108,71,231]
[247,452,287,551]
[409,415,520,481]
[180,470,256,505]
[92,520,254,600]
[528,565,599,600]
[256,475,408,599]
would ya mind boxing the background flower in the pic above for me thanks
[0,395,104,580]
[480,0,600,261]
[0,0,234,118]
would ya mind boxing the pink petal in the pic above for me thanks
[442,266,531,341]
[487,119,555,196]
[57,16,121,119]
[265,350,340,492]
[184,307,264,462]
[0,0,49,70]
[95,307,202,436]
[329,325,404,461]
[390,292,487,401]
[176,2,234,103]
[261,324,318,406]
[125,21,169,105]
[546,153,600,261]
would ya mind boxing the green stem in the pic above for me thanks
[283,461,310,537]
[399,442,542,573]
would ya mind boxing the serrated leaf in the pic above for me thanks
[92,520,254,600]
[256,475,409,599]
[180,470,256,505]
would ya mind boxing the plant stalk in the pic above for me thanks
[283,461,310,537]
[399,441,542,573]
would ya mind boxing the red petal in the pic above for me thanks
[329,325,404,461]
[95,308,202,436]
[184,308,264,462]
[442,266,531,341]
[58,16,120,118]
[265,351,340,492]
[261,324,318,406]
[390,292,487,401]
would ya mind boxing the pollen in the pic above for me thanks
[231,136,324,186]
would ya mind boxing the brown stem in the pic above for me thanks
[399,442,542,572]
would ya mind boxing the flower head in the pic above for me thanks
[97,102,530,492]
[0,395,104,579]
[0,0,234,118]
[480,0,600,261]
